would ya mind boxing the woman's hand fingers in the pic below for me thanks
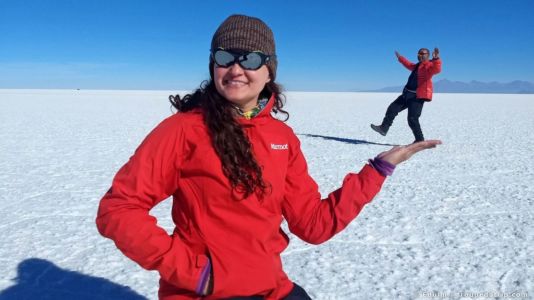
[378,140,442,165]
[406,140,442,153]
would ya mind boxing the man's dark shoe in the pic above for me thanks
[371,124,387,136]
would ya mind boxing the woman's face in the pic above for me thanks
[213,62,271,111]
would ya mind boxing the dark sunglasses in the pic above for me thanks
[418,52,429,55]
[211,48,273,70]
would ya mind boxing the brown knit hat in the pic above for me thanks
[210,14,277,80]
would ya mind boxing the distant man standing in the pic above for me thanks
[371,48,441,142]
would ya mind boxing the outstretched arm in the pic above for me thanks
[396,50,416,71]
[282,132,385,245]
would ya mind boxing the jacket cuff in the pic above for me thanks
[368,157,395,176]
[360,164,387,186]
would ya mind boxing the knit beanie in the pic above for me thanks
[210,15,277,80]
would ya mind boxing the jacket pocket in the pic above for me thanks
[155,235,209,292]
[208,251,278,298]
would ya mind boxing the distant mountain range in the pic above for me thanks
[369,79,534,94]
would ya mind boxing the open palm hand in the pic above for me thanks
[378,140,442,166]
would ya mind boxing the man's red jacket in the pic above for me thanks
[96,95,386,299]
[398,56,442,100]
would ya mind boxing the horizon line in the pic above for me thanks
[1,88,532,95]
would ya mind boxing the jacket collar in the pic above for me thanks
[189,93,276,126]
[237,93,276,127]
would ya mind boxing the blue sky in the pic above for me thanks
[1,0,533,91]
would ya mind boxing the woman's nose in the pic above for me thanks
[228,62,244,75]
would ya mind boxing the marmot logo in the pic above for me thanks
[271,143,288,150]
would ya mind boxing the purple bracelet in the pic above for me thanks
[368,156,396,176]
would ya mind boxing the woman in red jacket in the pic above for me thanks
[96,15,441,300]
[371,48,442,142]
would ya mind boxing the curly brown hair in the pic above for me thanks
[169,80,288,199]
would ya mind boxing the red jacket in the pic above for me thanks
[398,56,442,100]
[96,95,386,299]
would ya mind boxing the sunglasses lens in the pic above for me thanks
[240,52,263,70]
[214,50,235,67]
[213,49,268,70]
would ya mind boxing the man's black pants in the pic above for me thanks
[381,91,427,142]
